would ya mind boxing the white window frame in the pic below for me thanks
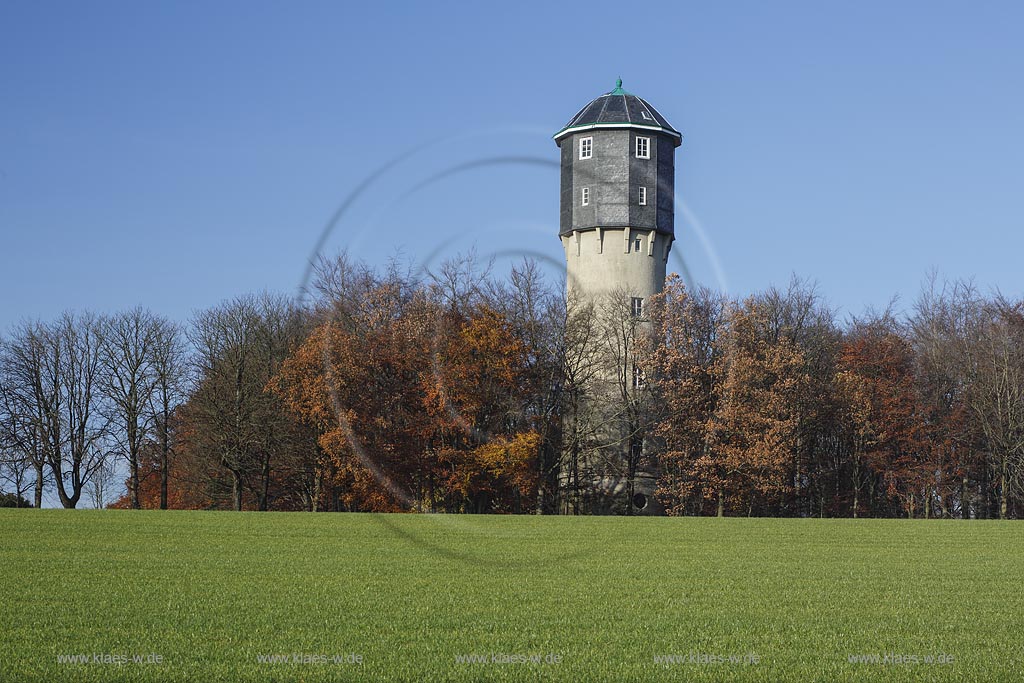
[634,237,642,252]
[635,136,650,159]
[581,187,590,206]
[633,364,645,389]
[631,297,644,317]
[579,136,593,160]
[638,186,647,206]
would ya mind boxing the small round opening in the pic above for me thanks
[632,493,648,510]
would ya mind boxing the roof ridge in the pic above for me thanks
[566,100,591,128]
[554,89,680,145]
[637,96,674,130]
[598,95,612,123]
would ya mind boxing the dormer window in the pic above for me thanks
[581,187,590,206]
[639,186,647,205]
[635,136,650,159]
[579,137,593,160]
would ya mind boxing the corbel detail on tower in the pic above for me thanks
[574,230,581,257]
[624,228,631,254]
[648,230,656,257]
[597,227,604,254]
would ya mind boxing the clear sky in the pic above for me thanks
[2,0,1023,332]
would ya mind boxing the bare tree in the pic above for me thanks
[0,340,49,506]
[0,428,36,505]
[2,315,109,508]
[558,286,659,515]
[189,297,263,510]
[249,295,309,511]
[910,275,979,518]
[100,308,162,509]
[558,293,602,514]
[51,313,110,508]
[189,293,306,511]
[599,287,658,515]
[149,318,188,509]
[970,299,1024,518]
[910,277,1024,518]
[86,458,119,509]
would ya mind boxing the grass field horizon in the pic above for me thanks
[2,510,1022,681]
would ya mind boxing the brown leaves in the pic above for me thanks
[273,281,543,512]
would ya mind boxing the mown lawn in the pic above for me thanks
[1,510,1022,681]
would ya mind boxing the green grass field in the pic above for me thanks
[2,510,1023,682]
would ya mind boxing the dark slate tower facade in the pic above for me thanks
[556,79,681,249]
[555,80,682,515]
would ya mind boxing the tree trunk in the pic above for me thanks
[258,454,271,511]
[717,488,724,517]
[160,448,169,510]
[311,468,322,513]
[232,471,243,511]
[960,476,969,519]
[159,407,170,510]
[1000,469,1008,520]
[53,464,80,509]
[33,461,44,508]
[129,456,140,509]
[981,466,990,519]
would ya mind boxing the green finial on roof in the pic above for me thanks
[610,77,629,96]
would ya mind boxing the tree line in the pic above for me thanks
[646,275,1024,519]
[1,253,1022,518]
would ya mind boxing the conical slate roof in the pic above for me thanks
[554,79,681,146]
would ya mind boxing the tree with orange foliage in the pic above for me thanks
[647,276,725,516]
[649,282,807,517]
[274,252,547,513]
[426,305,540,512]
[704,298,808,516]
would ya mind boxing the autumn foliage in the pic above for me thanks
[74,259,1024,518]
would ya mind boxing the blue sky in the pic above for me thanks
[2,0,1023,332]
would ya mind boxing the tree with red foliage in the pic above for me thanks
[837,316,938,517]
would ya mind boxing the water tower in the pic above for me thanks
[555,78,682,514]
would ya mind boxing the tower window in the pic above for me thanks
[631,297,644,317]
[633,365,645,389]
[581,187,590,206]
[634,237,642,252]
[579,137,593,160]
[638,186,647,205]
[635,136,650,159]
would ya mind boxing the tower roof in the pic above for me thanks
[554,78,681,146]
